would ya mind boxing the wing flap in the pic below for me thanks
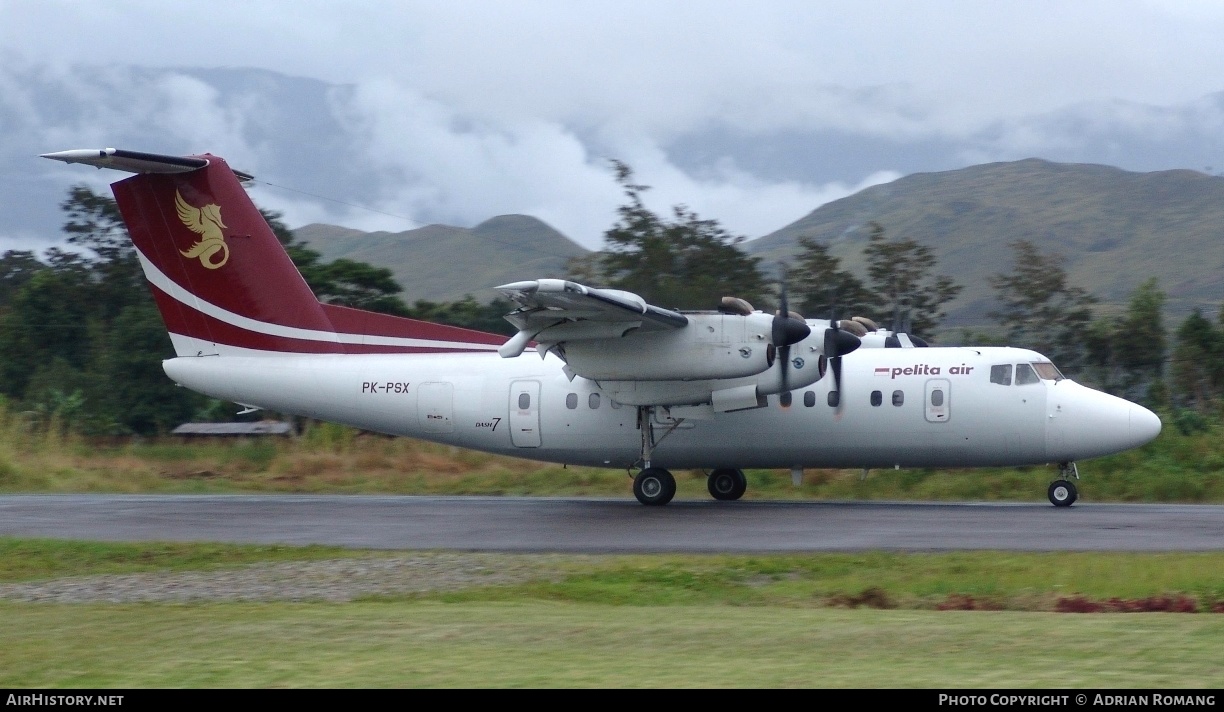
[498,279,687,328]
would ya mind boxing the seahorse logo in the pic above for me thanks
[175,190,229,269]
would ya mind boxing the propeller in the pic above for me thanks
[772,271,811,402]
[822,302,861,407]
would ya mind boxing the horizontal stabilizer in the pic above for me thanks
[40,148,253,181]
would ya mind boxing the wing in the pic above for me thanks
[174,190,207,235]
[495,279,688,358]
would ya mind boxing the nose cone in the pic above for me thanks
[1129,403,1162,446]
[1047,383,1162,460]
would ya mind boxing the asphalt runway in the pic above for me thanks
[2,495,1223,551]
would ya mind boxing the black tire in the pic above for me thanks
[707,468,747,501]
[634,467,676,506]
[1048,479,1078,507]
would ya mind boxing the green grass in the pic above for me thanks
[3,540,1224,687]
[464,552,1224,610]
[3,602,1223,687]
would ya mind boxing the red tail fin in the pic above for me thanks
[44,149,505,356]
[113,155,343,356]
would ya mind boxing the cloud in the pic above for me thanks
[10,2,1224,252]
[11,1,1224,139]
[6,62,889,251]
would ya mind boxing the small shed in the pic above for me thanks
[172,422,296,437]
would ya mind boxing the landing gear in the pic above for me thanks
[634,467,677,506]
[1048,462,1079,507]
[1048,479,1078,507]
[708,468,747,501]
[630,405,687,506]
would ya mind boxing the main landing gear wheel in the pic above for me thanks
[1048,479,1078,507]
[707,468,747,501]
[634,467,677,506]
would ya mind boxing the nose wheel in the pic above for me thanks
[1048,461,1079,507]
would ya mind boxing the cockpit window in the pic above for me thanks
[1015,363,1040,385]
[990,364,1012,385]
[1032,362,1064,382]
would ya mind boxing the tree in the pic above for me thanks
[60,185,145,321]
[862,222,962,337]
[0,268,94,398]
[789,236,873,320]
[1170,308,1222,412]
[0,250,46,308]
[598,161,768,310]
[94,302,202,433]
[988,239,1097,371]
[1082,316,1121,393]
[1113,278,1167,405]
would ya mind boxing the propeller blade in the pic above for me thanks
[773,315,810,348]
[779,343,792,402]
[778,272,789,318]
[823,322,861,411]
[823,326,861,360]
[772,268,810,397]
[771,270,811,349]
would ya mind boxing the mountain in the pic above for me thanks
[746,159,1224,329]
[295,215,589,303]
[292,159,1224,331]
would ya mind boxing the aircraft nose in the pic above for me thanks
[1047,383,1162,460]
[1129,403,1162,446]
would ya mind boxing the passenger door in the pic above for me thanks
[509,380,541,447]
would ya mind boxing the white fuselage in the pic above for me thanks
[163,344,1161,471]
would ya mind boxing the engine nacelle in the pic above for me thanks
[561,312,776,381]
[593,328,828,408]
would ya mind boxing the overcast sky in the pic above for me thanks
[7,0,1224,248]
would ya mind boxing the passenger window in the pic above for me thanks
[931,389,944,407]
[566,393,578,409]
[990,364,1012,386]
[828,391,840,407]
[1015,363,1040,385]
[518,393,530,410]
[892,390,904,407]
[610,399,621,409]
[870,390,882,407]
[588,393,600,409]
[804,391,816,407]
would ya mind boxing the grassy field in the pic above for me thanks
[5,602,1224,688]
[3,540,1224,687]
[0,410,1222,502]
